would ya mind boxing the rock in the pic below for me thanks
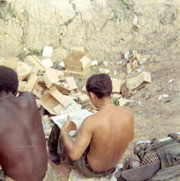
[144,92,151,100]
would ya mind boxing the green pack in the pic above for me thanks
[135,133,180,181]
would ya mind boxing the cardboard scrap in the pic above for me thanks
[40,87,73,115]
[43,68,59,89]
[118,98,134,106]
[24,55,45,73]
[66,77,78,90]
[16,61,32,81]
[18,81,27,92]
[82,85,86,92]
[112,79,122,93]
[36,99,41,109]
[24,74,38,92]
[64,68,91,79]
[53,82,70,95]
[71,46,85,52]
[78,94,90,103]
[126,71,151,90]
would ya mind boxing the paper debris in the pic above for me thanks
[99,68,110,74]
[168,79,175,83]
[118,98,134,106]
[42,46,53,57]
[133,16,138,25]
[91,60,99,66]
[59,61,65,67]
[158,94,169,101]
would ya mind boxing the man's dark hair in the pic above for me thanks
[86,73,112,98]
[0,66,18,95]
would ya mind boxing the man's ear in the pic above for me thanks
[89,92,96,100]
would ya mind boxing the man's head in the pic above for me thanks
[0,66,18,95]
[86,73,112,99]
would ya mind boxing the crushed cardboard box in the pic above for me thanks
[126,71,151,90]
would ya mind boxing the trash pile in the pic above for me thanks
[0,46,92,138]
[91,49,152,106]
[0,47,153,138]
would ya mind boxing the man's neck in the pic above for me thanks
[96,97,113,110]
[0,91,14,98]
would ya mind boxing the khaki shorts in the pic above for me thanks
[58,137,115,178]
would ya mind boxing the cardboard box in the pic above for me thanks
[40,87,73,115]
[43,68,59,89]
[126,71,151,90]
[63,50,91,72]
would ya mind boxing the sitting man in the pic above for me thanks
[48,73,134,178]
[0,66,48,181]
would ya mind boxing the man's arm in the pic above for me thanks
[61,116,93,161]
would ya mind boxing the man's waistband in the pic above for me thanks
[85,155,115,175]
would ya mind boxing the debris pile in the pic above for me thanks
[0,48,153,137]
[0,47,93,138]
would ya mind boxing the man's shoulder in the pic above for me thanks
[17,92,36,105]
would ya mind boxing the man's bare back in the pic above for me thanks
[49,73,134,178]
[0,92,47,181]
[86,105,134,171]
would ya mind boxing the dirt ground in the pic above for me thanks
[49,48,180,180]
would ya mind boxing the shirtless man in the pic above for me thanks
[0,66,48,181]
[49,73,134,178]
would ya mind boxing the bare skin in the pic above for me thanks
[0,91,48,181]
[61,92,134,172]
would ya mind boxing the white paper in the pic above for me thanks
[51,109,93,137]
[42,46,53,57]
